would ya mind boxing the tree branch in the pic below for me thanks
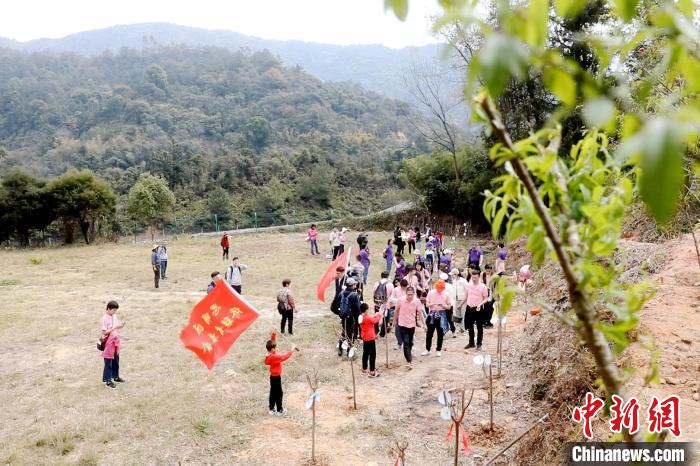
[478,95,636,442]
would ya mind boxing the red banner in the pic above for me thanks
[180,280,259,370]
[316,249,350,302]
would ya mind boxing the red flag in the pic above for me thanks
[180,280,259,370]
[316,249,350,302]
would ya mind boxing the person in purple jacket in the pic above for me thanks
[358,247,371,285]
[384,239,394,274]
[495,242,507,274]
[468,245,483,269]
[439,249,453,273]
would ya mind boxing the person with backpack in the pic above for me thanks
[372,271,393,335]
[439,249,453,274]
[359,303,382,377]
[225,257,248,294]
[393,286,425,369]
[220,234,230,261]
[338,277,362,354]
[100,300,125,388]
[277,279,296,335]
[207,271,221,294]
[307,224,320,256]
[158,241,169,280]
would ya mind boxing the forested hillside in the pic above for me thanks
[0,23,449,103]
[0,45,425,237]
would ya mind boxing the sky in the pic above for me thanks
[0,0,442,48]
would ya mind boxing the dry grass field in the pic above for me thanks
[0,231,537,465]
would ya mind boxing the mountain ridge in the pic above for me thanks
[0,22,452,102]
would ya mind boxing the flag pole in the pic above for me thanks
[273,327,301,352]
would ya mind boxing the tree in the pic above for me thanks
[127,173,176,240]
[403,60,464,181]
[48,170,117,244]
[296,162,336,208]
[145,64,169,91]
[0,169,54,245]
[206,186,233,228]
[243,116,273,152]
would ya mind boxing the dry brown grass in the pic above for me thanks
[0,231,535,465]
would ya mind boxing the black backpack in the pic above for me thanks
[339,291,352,318]
[373,282,388,307]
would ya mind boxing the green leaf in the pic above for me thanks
[384,0,409,21]
[476,34,529,97]
[554,0,587,18]
[637,119,685,223]
[526,0,549,47]
[543,68,577,106]
[582,98,616,129]
[613,0,640,21]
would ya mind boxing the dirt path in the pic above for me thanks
[231,311,538,465]
[626,232,700,442]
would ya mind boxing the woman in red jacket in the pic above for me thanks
[220,234,230,261]
[264,332,296,415]
[359,302,383,378]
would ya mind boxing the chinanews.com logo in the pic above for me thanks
[564,392,696,465]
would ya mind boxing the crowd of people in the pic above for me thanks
[100,225,514,421]
[325,225,509,377]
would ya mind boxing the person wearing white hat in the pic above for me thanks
[150,245,160,289]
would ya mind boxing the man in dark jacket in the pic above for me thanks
[150,245,160,289]
[338,277,362,354]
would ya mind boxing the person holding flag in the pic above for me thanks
[264,332,297,415]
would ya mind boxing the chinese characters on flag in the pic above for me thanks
[180,280,259,370]
[572,392,681,438]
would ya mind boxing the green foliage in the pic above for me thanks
[48,170,117,244]
[127,173,175,238]
[401,146,495,228]
[243,116,273,153]
[296,162,336,208]
[0,46,421,233]
[0,168,54,245]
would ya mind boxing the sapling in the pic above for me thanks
[474,353,494,431]
[437,386,474,466]
[305,369,321,464]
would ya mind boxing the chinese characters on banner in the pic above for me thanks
[180,280,259,370]
[572,392,681,438]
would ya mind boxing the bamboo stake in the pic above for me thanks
[350,355,357,410]
[483,414,549,466]
[489,363,494,431]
